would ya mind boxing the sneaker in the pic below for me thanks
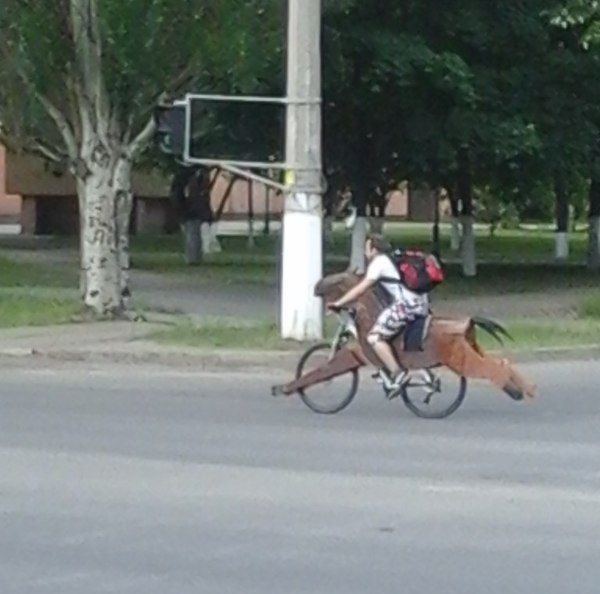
[381,370,407,400]
[372,370,386,385]
[390,371,408,390]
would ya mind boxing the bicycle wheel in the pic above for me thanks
[296,343,359,414]
[401,368,467,419]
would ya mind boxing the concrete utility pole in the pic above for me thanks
[281,0,323,340]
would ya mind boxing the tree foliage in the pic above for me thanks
[550,0,600,47]
[321,0,600,224]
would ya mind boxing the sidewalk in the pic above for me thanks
[0,321,302,372]
[0,320,599,373]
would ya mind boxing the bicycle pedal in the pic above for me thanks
[385,388,402,401]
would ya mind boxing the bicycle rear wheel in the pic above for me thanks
[296,343,359,414]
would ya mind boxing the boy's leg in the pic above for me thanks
[369,336,401,377]
[367,303,409,382]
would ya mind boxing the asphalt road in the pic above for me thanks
[1,358,599,594]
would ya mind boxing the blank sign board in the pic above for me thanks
[185,95,286,169]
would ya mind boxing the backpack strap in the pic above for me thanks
[378,276,402,284]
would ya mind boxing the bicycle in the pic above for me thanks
[295,306,467,419]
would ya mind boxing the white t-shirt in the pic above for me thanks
[366,254,429,311]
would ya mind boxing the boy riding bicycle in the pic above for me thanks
[327,234,429,390]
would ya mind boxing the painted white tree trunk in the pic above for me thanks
[280,193,323,341]
[200,222,212,255]
[349,216,368,273]
[209,225,222,253]
[77,180,88,300]
[451,217,462,251]
[113,159,133,304]
[198,223,222,255]
[588,216,600,270]
[461,215,477,277]
[80,166,122,315]
[554,232,570,261]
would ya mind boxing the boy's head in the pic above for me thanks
[365,234,392,260]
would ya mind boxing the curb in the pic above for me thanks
[0,343,599,372]
[0,346,301,373]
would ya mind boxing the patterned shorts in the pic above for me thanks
[370,302,425,339]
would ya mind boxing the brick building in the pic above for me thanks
[1,144,436,235]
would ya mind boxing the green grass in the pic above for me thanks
[151,319,298,350]
[0,256,76,288]
[0,290,81,328]
[130,227,598,293]
[0,225,597,330]
[0,257,79,327]
[479,318,600,351]
[133,225,590,264]
[580,293,600,319]
[437,263,600,297]
[150,315,346,351]
[151,313,600,353]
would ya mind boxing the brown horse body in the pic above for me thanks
[277,272,536,400]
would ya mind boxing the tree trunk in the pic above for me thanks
[183,220,201,264]
[114,158,133,304]
[323,214,333,246]
[458,150,476,277]
[349,184,368,273]
[461,215,476,276]
[350,215,368,273]
[451,218,461,252]
[368,189,386,235]
[201,222,212,256]
[369,216,384,235]
[448,187,461,252]
[432,187,441,258]
[79,153,131,316]
[588,176,600,270]
[554,173,570,261]
[210,224,222,253]
[264,187,271,236]
[247,180,255,249]
[77,180,87,301]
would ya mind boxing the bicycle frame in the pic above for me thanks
[327,310,356,353]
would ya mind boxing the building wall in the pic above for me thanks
[2,145,437,233]
[0,146,22,222]
[4,149,170,197]
[209,173,411,220]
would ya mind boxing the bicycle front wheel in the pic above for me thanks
[401,368,467,419]
[296,343,359,415]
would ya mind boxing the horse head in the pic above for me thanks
[314,271,360,302]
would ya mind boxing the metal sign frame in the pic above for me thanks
[181,93,321,192]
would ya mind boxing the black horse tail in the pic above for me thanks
[471,317,513,346]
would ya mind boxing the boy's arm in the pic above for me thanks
[330,277,375,309]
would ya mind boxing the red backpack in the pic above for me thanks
[391,249,444,294]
